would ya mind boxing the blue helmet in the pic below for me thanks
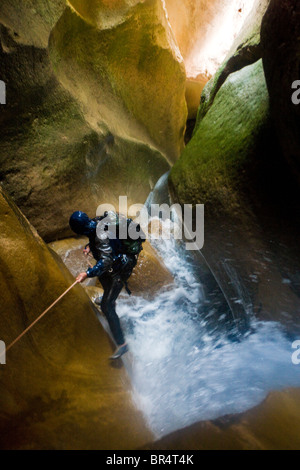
[69,211,92,235]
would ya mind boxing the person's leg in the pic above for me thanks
[99,274,125,346]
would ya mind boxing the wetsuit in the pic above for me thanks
[85,219,138,346]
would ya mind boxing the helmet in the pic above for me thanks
[69,211,91,235]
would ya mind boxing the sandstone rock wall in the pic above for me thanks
[0,0,186,240]
[0,186,153,449]
[49,0,187,164]
[170,59,270,212]
[0,0,66,48]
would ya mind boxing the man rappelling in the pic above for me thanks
[69,210,145,360]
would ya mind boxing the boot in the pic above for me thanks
[94,296,102,306]
[110,343,129,360]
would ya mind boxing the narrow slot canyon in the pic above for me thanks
[1,0,300,452]
[165,0,257,120]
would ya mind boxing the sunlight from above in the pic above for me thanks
[165,0,257,80]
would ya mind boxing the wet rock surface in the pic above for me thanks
[145,387,300,450]
[49,237,175,299]
[0,187,153,449]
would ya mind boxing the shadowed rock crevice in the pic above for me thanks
[261,0,300,185]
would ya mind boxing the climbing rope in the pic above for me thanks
[86,253,94,268]
[0,247,95,360]
[0,279,80,359]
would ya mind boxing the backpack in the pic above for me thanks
[93,212,145,257]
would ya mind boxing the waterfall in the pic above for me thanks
[115,173,300,438]
[53,174,300,439]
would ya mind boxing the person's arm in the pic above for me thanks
[76,272,88,283]
[83,243,90,256]
[76,233,114,282]
[86,257,111,278]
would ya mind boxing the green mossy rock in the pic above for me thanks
[169,60,270,212]
[195,0,270,126]
[49,1,187,164]
[0,0,66,48]
[0,186,153,449]
[49,237,175,300]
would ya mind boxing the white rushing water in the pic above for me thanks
[117,225,300,438]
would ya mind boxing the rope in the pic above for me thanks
[0,248,94,360]
[0,279,80,359]
[84,250,94,269]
